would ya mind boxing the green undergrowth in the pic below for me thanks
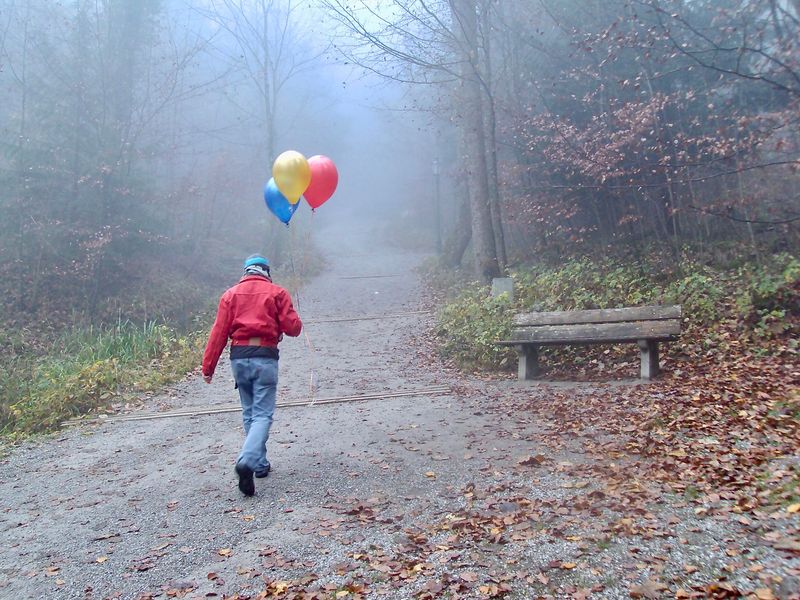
[0,319,208,437]
[428,252,800,370]
[0,254,322,439]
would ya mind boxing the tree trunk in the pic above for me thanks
[443,194,472,267]
[261,0,276,161]
[449,0,500,282]
[14,0,32,311]
[479,1,507,270]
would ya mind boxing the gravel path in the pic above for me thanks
[0,223,797,600]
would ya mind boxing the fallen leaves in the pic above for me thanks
[772,538,800,554]
[478,582,512,597]
[516,454,546,467]
[152,542,172,552]
[629,579,667,598]
[131,558,155,572]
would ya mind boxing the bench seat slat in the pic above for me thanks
[500,319,681,345]
[513,305,681,327]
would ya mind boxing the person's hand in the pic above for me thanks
[203,374,213,384]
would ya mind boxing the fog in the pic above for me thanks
[166,0,450,243]
[0,0,456,324]
[1,0,798,327]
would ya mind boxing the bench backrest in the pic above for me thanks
[513,305,681,327]
[509,305,682,345]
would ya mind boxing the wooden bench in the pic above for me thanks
[497,305,682,380]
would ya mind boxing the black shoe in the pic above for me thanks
[255,465,271,479]
[235,462,255,496]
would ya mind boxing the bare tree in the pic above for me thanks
[198,0,324,161]
[196,0,325,261]
[646,0,800,99]
[323,0,504,279]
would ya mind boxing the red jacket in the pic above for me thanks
[202,275,302,377]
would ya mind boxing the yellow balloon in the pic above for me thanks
[272,150,311,204]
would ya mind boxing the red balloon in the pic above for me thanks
[304,155,338,210]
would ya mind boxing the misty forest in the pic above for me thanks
[1,0,799,598]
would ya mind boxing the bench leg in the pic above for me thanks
[638,340,659,380]
[516,345,539,380]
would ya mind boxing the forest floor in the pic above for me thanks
[0,223,797,600]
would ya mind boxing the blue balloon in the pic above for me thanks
[264,178,299,225]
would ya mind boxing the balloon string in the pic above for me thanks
[288,211,318,403]
[288,223,300,310]
[304,328,317,405]
[302,211,318,403]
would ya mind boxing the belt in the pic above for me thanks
[230,337,277,347]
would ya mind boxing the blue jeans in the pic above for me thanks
[230,357,278,472]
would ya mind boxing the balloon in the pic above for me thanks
[304,155,339,210]
[272,150,311,204]
[264,178,299,225]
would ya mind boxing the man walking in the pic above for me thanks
[202,255,302,496]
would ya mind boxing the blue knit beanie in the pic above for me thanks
[244,254,269,269]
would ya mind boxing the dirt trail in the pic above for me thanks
[0,223,796,600]
[0,224,466,599]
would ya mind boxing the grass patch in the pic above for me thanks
[0,319,208,437]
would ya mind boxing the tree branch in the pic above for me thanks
[686,204,800,225]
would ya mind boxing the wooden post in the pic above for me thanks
[638,339,659,380]
[516,344,539,380]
